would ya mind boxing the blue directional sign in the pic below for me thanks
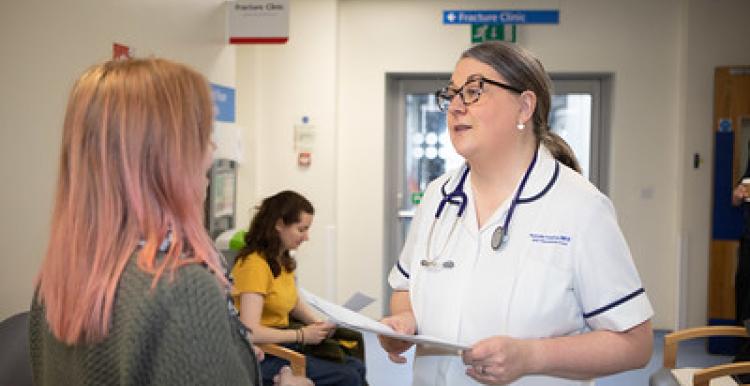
[210,83,236,123]
[443,10,559,25]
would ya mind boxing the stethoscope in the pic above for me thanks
[420,148,539,269]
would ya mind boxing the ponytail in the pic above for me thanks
[541,131,582,173]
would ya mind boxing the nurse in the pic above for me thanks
[378,41,654,386]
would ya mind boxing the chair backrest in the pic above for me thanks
[0,311,33,386]
[257,343,307,376]
[650,326,750,386]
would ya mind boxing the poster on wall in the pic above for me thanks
[210,83,243,163]
[211,83,235,123]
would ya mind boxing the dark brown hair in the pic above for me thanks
[461,42,581,173]
[236,190,314,277]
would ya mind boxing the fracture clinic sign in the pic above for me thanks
[226,1,289,44]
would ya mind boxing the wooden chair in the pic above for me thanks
[650,326,750,386]
[257,343,307,376]
[256,324,366,378]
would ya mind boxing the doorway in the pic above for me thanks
[708,66,750,347]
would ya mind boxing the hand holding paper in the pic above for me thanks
[299,288,468,352]
[379,312,417,363]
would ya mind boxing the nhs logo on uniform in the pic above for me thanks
[530,233,571,246]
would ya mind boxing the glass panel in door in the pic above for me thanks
[402,92,462,238]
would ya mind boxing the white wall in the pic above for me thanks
[235,0,340,300]
[235,45,259,239]
[0,0,235,320]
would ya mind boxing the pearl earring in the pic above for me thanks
[517,122,525,130]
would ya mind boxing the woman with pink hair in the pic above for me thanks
[29,58,310,386]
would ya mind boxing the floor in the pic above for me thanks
[361,330,734,386]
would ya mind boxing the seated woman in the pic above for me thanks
[232,190,367,386]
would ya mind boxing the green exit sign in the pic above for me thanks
[471,24,516,43]
[411,191,424,205]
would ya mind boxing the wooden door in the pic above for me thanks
[709,66,750,324]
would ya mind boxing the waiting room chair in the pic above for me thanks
[257,343,307,376]
[650,325,750,386]
[0,311,33,386]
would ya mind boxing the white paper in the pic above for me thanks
[341,292,375,312]
[299,288,469,352]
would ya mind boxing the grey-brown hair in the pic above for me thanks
[460,42,581,173]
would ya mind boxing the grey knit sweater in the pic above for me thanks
[29,256,260,385]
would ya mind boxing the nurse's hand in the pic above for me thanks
[378,313,417,364]
[462,336,533,385]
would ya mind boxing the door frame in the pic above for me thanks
[551,74,613,194]
[384,74,450,313]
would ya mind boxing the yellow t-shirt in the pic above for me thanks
[231,252,298,328]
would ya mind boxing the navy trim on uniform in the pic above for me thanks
[518,161,559,204]
[396,261,410,279]
[583,288,645,319]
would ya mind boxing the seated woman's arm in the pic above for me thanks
[290,298,324,325]
[290,298,336,338]
[239,292,298,344]
[239,292,333,345]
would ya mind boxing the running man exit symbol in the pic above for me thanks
[471,24,516,43]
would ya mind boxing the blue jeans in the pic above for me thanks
[260,352,366,386]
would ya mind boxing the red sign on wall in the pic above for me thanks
[112,43,132,60]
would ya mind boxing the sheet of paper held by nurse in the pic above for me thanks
[299,288,469,352]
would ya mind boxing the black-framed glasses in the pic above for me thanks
[435,74,524,112]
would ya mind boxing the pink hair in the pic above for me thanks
[37,58,225,344]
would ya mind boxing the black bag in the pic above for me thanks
[302,327,365,364]
[286,319,365,364]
